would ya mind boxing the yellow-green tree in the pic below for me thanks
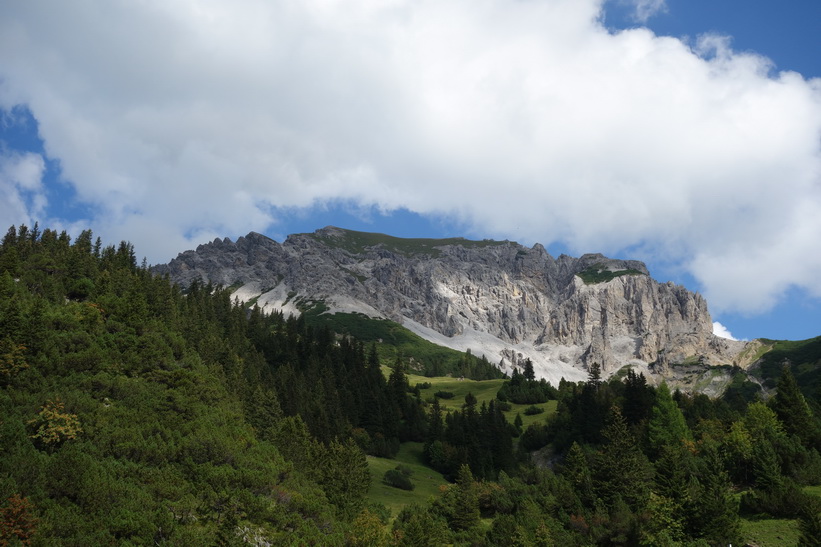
[28,398,82,448]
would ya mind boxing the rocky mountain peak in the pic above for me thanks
[155,227,747,386]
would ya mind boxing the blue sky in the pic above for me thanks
[0,0,819,342]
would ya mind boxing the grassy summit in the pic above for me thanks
[577,263,646,284]
[309,227,511,257]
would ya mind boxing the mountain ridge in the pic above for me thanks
[156,226,747,386]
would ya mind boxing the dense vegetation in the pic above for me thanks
[309,227,509,258]
[4,223,821,545]
[297,305,505,380]
[577,264,646,284]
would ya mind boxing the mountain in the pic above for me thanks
[156,226,747,385]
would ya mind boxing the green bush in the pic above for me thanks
[384,468,415,491]
[524,405,545,416]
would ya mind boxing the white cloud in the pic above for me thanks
[712,321,739,341]
[0,0,819,313]
[623,0,668,23]
[0,149,46,227]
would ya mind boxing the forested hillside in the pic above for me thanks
[3,224,821,546]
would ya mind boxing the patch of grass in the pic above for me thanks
[803,485,821,498]
[399,370,558,428]
[366,442,448,519]
[577,264,645,284]
[310,228,511,257]
[304,312,504,380]
[740,517,800,547]
[226,281,244,293]
[404,371,504,409]
[756,336,821,396]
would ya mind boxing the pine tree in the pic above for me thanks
[621,369,654,426]
[562,441,595,507]
[770,365,821,450]
[799,499,821,547]
[523,358,535,381]
[688,444,741,545]
[450,464,480,531]
[647,382,691,459]
[592,406,653,511]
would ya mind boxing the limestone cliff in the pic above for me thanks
[155,226,746,385]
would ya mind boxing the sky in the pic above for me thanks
[0,0,819,342]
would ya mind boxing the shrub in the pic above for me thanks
[384,468,414,491]
[434,391,455,399]
[523,405,545,416]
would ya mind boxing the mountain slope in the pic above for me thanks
[156,226,746,384]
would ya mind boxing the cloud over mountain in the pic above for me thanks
[1,0,819,314]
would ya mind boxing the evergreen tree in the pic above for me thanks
[523,358,535,381]
[592,406,653,511]
[450,464,480,531]
[561,442,595,507]
[647,382,691,459]
[687,445,741,545]
[770,365,821,450]
[799,499,821,547]
[621,369,654,426]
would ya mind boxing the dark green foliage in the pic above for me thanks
[687,445,741,545]
[298,310,505,380]
[384,467,415,491]
[0,224,373,543]
[309,227,508,257]
[576,264,645,284]
[770,365,821,450]
[523,405,545,416]
[621,369,655,426]
[496,365,557,404]
[799,498,821,547]
[434,390,455,399]
[519,423,550,451]
[8,223,821,546]
[646,382,691,459]
[447,465,480,531]
[756,336,821,393]
[592,406,653,511]
[392,503,450,546]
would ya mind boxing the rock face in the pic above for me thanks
[155,226,746,385]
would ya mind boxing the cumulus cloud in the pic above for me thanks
[712,321,739,341]
[0,149,46,227]
[0,0,819,314]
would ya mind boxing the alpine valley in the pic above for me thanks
[157,226,753,394]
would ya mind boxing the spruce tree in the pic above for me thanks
[799,500,821,547]
[688,445,740,545]
[592,406,653,511]
[771,365,821,450]
[647,382,691,459]
[451,464,480,531]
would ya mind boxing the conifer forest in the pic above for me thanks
[2,224,821,545]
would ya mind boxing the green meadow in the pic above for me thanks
[366,442,449,519]
[368,370,558,518]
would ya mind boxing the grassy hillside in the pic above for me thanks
[402,371,557,429]
[755,336,821,395]
[309,227,510,257]
[366,443,449,519]
[299,304,505,380]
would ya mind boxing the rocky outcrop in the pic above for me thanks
[155,226,746,385]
